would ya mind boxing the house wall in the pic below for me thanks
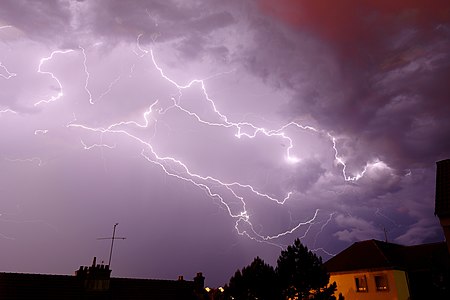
[329,270,410,300]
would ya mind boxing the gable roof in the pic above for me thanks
[324,239,448,273]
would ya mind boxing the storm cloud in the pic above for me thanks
[1,0,449,286]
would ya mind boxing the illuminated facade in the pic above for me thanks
[329,270,409,300]
[325,240,449,300]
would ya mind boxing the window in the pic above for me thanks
[355,276,368,292]
[375,275,389,291]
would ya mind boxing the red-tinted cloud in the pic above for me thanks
[259,0,450,57]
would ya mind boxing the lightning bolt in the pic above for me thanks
[0,108,17,115]
[133,33,149,57]
[80,45,123,104]
[147,47,368,182]
[0,62,17,79]
[80,139,116,150]
[5,157,44,167]
[313,212,337,247]
[0,232,15,240]
[34,49,74,106]
[375,208,401,228]
[1,27,372,252]
[311,248,336,257]
[1,26,17,80]
[65,42,371,250]
[80,46,93,104]
[0,212,60,240]
[34,129,48,135]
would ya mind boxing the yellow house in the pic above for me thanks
[324,239,449,300]
[327,269,409,300]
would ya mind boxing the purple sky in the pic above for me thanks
[1,0,449,287]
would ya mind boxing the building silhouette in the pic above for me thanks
[0,257,205,300]
[435,158,450,253]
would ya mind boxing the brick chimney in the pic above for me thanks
[75,257,111,292]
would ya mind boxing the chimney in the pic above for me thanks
[76,257,112,292]
[194,272,205,291]
[435,159,450,254]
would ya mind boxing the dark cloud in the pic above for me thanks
[259,0,450,57]
[0,0,72,42]
[246,0,450,172]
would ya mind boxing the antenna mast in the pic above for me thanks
[97,223,126,267]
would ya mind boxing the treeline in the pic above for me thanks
[208,239,342,300]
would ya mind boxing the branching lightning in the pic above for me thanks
[313,212,337,246]
[34,49,74,106]
[0,31,370,253]
[80,46,122,104]
[63,39,370,250]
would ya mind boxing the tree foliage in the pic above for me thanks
[277,239,336,299]
[225,239,338,300]
[225,256,279,300]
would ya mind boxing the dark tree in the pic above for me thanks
[226,269,245,299]
[276,239,337,300]
[225,256,279,300]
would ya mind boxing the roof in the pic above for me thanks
[0,272,199,300]
[324,239,448,273]
[0,273,83,299]
[110,277,197,300]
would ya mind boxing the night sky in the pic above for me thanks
[1,0,450,287]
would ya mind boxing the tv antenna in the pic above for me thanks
[97,223,126,267]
